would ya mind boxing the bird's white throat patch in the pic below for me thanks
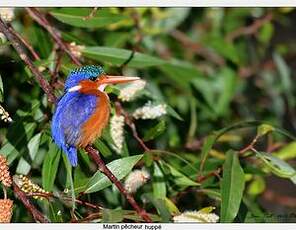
[68,85,82,92]
[67,84,107,93]
[98,84,107,91]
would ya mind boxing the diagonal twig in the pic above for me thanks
[226,12,273,42]
[26,7,81,66]
[2,13,152,222]
[0,18,56,103]
[13,182,49,223]
[85,146,152,222]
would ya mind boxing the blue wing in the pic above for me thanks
[51,92,97,166]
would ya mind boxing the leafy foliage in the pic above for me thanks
[0,7,295,223]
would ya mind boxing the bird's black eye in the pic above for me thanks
[89,76,97,81]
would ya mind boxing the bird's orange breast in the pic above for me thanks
[76,82,110,148]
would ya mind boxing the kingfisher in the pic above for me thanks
[51,65,139,166]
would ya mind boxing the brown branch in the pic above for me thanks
[170,29,225,66]
[239,134,260,155]
[85,146,152,222]
[49,49,63,89]
[115,101,150,152]
[2,12,151,222]
[83,7,99,20]
[26,8,82,66]
[226,12,273,42]
[71,212,101,223]
[119,9,143,70]
[196,168,222,183]
[12,182,49,223]
[26,192,102,210]
[0,18,56,103]
[7,24,40,60]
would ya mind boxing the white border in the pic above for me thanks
[0,224,296,230]
[0,0,296,7]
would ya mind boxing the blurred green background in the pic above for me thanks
[0,7,295,223]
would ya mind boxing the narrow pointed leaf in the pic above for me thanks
[51,8,129,28]
[85,154,143,193]
[42,142,61,191]
[221,150,245,222]
[82,46,165,68]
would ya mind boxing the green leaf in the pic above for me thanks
[221,150,245,223]
[164,197,180,215]
[16,157,31,175]
[74,166,90,192]
[166,105,184,121]
[247,176,265,196]
[142,193,171,222]
[153,162,166,199]
[208,36,240,64]
[257,124,275,137]
[84,155,143,193]
[273,142,296,160]
[153,8,190,32]
[199,121,273,173]
[42,142,61,191]
[0,122,37,164]
[160,59,203,91]
[61,153,76,210]
[82,46,165,68]
[102,209,123,223]
[255,150,296,184]
[143,120,166,142]
[200,135,216,172]
[216,68,237,116]
[93,139,112,157]
[162,161,199,187]
[273,53,294,107]
[50,8,128,28]
[258,22,274,44]
[27,133,42,161]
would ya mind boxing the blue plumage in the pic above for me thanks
[51,65,138,166]
[51,92,97,166]
[51,65,104,166]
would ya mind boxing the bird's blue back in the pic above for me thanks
[51,90,98,166]
[51,65,105,166]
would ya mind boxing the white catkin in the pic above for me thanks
[118,80,146,102]
[124,168,150,193]
[0,105,12,123]
[110,114,125,154]
[0,8,15,22]
[69,42,85,58]
[173,210,219,223]
[132,101,167,120]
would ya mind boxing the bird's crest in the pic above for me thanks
[70,65,105,76]
[65,65,105,91]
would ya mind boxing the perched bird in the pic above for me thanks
[51,65,139,166]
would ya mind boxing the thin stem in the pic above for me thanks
[83,7,98,20]
[7,24,40,60]
[239,134,260,155]
[85,145,152,223]
[2,12,151,222]
[0,18,56,103]
[26,8,81,66]
[115,101,150,152]
[226,12,273,42]
[12,182,49,223]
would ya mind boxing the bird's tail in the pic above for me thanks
[64,145,78,166]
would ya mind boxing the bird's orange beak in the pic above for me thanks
[98,75,140,85]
